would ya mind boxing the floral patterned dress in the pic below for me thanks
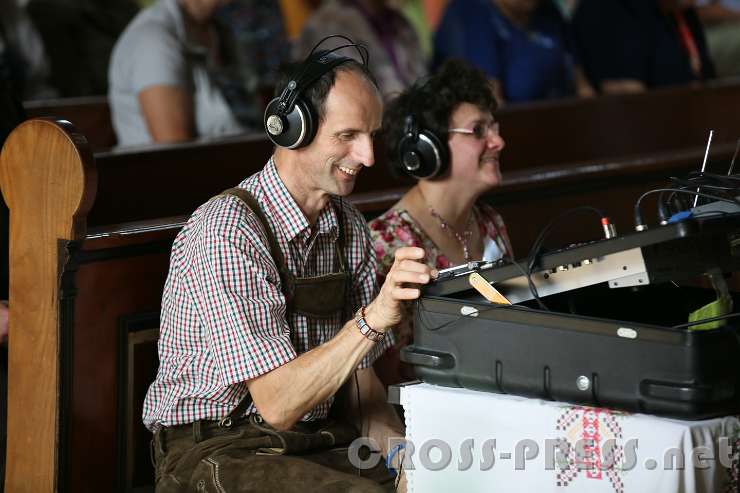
[368,202,513,383]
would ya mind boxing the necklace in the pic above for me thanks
[428,205,475,262]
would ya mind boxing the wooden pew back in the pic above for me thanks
[21,80,740,167]
[24,96,115,152]
[497,80,740,170]
[0,119,95,492]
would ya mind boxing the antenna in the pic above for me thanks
[728,138,740,176]
[694,130,713,208]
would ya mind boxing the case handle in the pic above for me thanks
[400,346,455,369]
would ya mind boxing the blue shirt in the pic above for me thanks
[572,0,715,89]
[433,0,577,103]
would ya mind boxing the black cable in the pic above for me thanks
[395,452,404,491]
[511,259,548,310]
[685,171,740,183]
[415,297,539,333]
[421,207,607,313]
[657,190,672,223]
[353,371,363,476]
[634,188,740,229]
[526,206,607,273]
[672,312,740,329]
[524,206,607,310]
[667,180,735,193]
[661,173,740,218]
[664,190,694,217]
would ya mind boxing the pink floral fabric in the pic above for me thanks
[370,202,512,280]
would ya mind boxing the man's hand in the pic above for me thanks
[366,247,434,331]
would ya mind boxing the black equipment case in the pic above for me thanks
[402,215,740,420]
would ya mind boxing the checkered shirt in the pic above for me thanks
[143,158,392,431]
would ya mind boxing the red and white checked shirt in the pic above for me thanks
[143,158,391,430]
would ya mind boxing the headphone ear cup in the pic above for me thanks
[398,129,448,179]
[263,97,317,149]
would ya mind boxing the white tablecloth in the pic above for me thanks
[399,383,739,493]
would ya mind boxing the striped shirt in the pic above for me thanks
[143,158,390,431]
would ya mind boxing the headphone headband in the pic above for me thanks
[264,35,371,149]
[276,52,355,117]
[276,36,370,117]
[307,35,369,65]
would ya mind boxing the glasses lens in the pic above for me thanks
[449,120,500,139]
[473,123,486,139]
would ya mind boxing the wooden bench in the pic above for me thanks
[22,79,740,164]
[353,143,740,253]
[79,80,740,228]
[1,95,738,491]
[496,79,740,171]
[23,95,115,152]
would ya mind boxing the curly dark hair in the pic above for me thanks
[382,59,498,179]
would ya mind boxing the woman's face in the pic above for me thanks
[446,102,505,191]
[180,0,233,23]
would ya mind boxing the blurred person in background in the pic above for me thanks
[0,0,56,99]
[573,0,715,94]
[553,0,579,17]
[109,0,289,146]
[394,0,452,59]
[28,0,139,97]
[294,0,427,98]
[695,0,740,78]
[433,0,595,104]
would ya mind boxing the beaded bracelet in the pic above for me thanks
[355,306,384,342]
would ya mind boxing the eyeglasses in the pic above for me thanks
[448,120,500,140]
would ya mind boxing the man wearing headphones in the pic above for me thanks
[143,37,425,492]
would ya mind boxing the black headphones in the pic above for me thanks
[397,114,449,180]
[264,35,369,149]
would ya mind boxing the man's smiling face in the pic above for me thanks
[297,69,383,198]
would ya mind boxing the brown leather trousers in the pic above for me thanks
[151,415,394,492]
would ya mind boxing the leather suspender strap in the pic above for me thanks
[219,387,254,428]
[217,187,277,427]
[335,198,347,272]
[222,187,349,281]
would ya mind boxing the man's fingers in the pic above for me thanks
[387,270,431,285]
[392,287,421,300]
[393,246,425,262]
[396,258,431,274]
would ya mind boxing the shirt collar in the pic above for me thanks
[259,157,339,243]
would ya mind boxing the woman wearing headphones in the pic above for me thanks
[370,58,513,385]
